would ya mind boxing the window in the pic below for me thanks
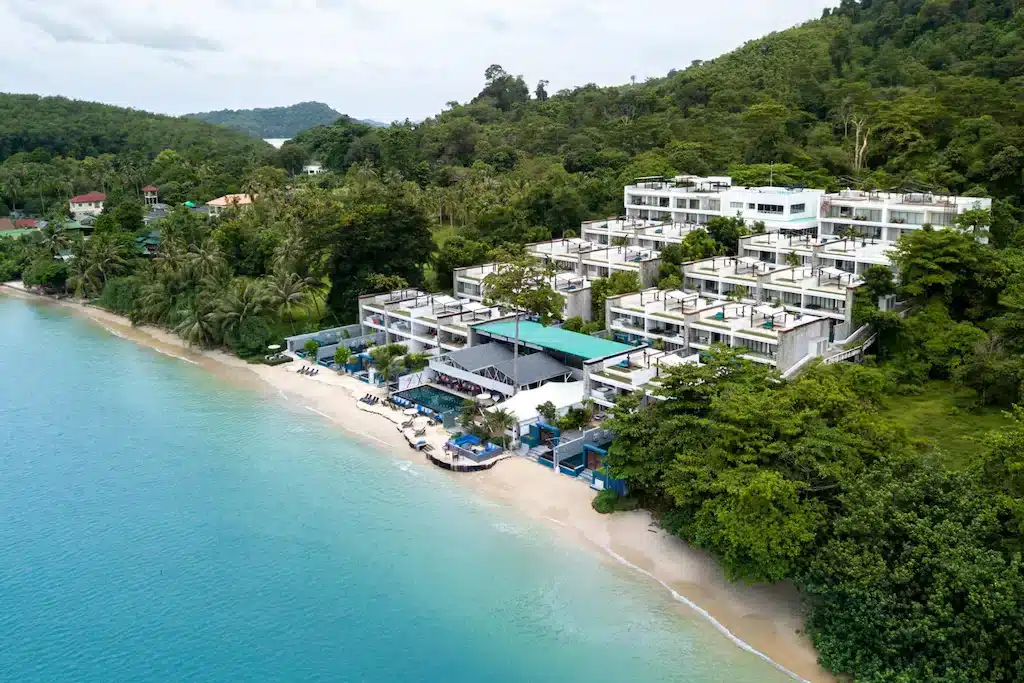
[689,199,699,209]
[889,211,923,225]
[748,203,756,209]
[729,202,744,209]
[757,204,785,215]
[675,199,685,209]
[708,199,721,211]
[790,204,805,214]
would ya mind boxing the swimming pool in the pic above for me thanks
[395,385,465,415]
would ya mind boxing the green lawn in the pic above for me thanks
[882,381,1012,469]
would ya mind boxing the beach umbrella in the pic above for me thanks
[267,344,281,351]
[403,408,419,416]
[476,392,492,403]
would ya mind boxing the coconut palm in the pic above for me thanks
[212,279,270,340]
[38,225,72,257]
[184,240,226,284]
[174,299,218,347]
[66,240,94,298]
[266,271,307,329]
[85,234,129,290]
[484,408,517,446]
[136,276,177,325]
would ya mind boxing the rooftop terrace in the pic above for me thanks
[474,320,635,361]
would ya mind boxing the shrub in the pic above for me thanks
[592,489,639,514]
[98,277,140,316]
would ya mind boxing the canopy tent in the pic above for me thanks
[488,382,586,425]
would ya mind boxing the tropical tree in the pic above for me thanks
[333,345,351,368]
[483,255,565,394]
[38,224,71,257]
[484,407,517,446]
[266,270,307,329]
[174,299,218,347]
[213,279,270,341]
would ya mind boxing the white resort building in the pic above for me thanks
[818,190,991,241]
[453,263,594,321]
[207,194,255,217]
[604,288,831,376]
[624,176,824,233]
[678,254,861,333]
[525,238,662,287]
[358,289,507,356]
[579,217,707,250]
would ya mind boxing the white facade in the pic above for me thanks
[585,347,701,409]
[358,289,507,355]
[818,190,992,242]
[603,289,831,377]
[679,255,861,339]
[302,164,324,176]
[624,176,823,232]
[739,232,893,277]
[525,238,662,287]
[69,194,105,219]
[580,217,707,250]
[453,263,594,321]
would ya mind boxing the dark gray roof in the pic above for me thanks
[493,353,571,386]
[445,343,514,372]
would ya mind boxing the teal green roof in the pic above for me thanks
[474,320,635,360]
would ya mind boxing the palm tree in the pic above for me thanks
[484,408,517,447]
[86,235,129,290]
[174,299,218,347]
[184,240,226,284]
[66,240,93,298]
[39,225,72,258]
[212,279,270,340]
[136,276,177,325]
[266,271,307,331]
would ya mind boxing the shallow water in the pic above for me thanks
[0,298,794,682]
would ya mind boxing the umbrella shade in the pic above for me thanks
[403,408,420,416]
[267,344,281,351]
[476,393,492,402]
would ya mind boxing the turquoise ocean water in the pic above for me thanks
[0,298,794,683]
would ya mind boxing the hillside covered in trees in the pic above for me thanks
[286,0,1024,246]
[0,94,278,216]
[186,101,351,138]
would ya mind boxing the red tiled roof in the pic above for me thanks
[0,218,16,231]
[142,185,158,192]
[70,191,106,204]
[15,218,37,228]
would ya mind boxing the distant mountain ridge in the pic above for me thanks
[185,101,385,138]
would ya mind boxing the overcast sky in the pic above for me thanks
[1,0,834,122]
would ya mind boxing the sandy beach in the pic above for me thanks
[2,283,834,682]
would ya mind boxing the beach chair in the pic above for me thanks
[414,427,426,437]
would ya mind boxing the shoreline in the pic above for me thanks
[1,283,834,682]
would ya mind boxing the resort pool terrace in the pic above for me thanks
[395,385,465,416]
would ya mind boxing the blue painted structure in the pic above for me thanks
[585,444,629,495]
[521,423,560,448]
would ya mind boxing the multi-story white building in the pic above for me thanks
[69,191,105,218]
[679,255,861,338]
[453,263,594,321]
[624,176,824,232]
[525,238,662,287]
[739,232,893,277]
[818,190,992,241]
[604,288,831,376]
[580,217,707,250]
[358,289,507,355]
[585,347,701,409]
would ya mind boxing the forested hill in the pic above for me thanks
[186,101,352,138]
[0,93,266,165]
[289,0,1024,238]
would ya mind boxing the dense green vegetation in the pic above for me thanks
[0,93,277,216]
[186,101,346,138]
[2,2,1024,680]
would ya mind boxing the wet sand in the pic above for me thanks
[2,283,834,682]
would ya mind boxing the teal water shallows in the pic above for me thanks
[0,298,794,683]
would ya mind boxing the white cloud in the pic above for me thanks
[0,0,835,122]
